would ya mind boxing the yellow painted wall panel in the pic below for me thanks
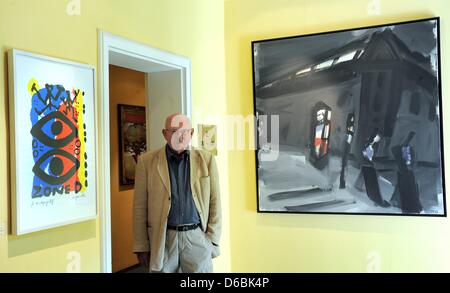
[0,0,228,273]
[225,0,450,272]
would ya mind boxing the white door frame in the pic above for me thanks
[98,31,192,273]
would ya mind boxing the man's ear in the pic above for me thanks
[190,128,194,136]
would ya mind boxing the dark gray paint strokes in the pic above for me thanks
[254,19,445,215]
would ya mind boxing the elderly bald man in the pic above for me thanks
[133,113,221,273]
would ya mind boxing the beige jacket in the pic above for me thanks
[132,146,221,271]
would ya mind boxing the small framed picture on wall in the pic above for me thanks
[198,124,217,156]
[118,104,147,186]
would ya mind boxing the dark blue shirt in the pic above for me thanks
[165,144,200,226]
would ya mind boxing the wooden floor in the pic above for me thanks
[116,264,148,273]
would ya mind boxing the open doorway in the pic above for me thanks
[99,32,192,273]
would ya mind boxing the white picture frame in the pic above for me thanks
[8,49,97,235]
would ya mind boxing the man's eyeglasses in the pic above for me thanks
[164,129,192,135]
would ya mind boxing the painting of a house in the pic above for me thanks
[253,18,445,215]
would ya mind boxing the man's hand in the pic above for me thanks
[135,252,150,267]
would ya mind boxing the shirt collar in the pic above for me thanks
[166,144,190,160]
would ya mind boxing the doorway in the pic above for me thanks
[99,31,192,273]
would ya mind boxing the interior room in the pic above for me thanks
[0,0,449,274]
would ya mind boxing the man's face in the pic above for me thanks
[162,115,194,152]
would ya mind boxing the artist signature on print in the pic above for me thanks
[31,198,55,207]
[31,193,86,207]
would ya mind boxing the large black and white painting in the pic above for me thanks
[253,18,445,216]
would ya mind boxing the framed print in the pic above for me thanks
[198,124,217,156]
[252,17,446,216]
[8,49,97,235]
[118,104,147,186]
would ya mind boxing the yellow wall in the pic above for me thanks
[109,65,145,272]
[225,0,450,272]
[0,0,229,272]
[3,0,448,274]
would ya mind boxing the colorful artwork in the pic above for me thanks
[252,18,446,216]
[118,104,146,186]
[9,49,97,235]
[30,79,88,197]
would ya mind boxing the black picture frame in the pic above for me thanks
[252,17,446,217]
[118,104,147,186]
